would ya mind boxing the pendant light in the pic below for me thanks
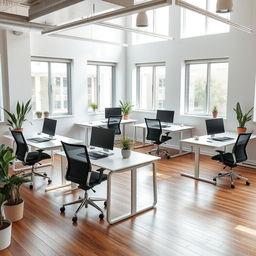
[136,11,148,27]
[216,0,233,13]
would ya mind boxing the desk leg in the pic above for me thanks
[122,123,126,139]
[106,163,157,225]
[134,127,153,149]
[181,146,216,184]
[45,155,73,192]
[133,126,137,144]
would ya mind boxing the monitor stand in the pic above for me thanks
[102,148,114,156]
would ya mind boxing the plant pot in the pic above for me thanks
[0,219,12,250]
[123,114,129,120]
[3,200,24,222]
[237,127,247,134]
[121,149,131,159]
[44,113,49,118]
[13,128,23,132]
[212,112,218,118]
[36,114,42,118]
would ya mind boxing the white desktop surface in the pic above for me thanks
[76,119,137,128]
[181,131,256,148]
[57,147,160,172]
[134,123,194,132]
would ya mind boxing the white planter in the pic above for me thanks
[3,200,24,222]
[121,149,131,159]
[0,219,12,250]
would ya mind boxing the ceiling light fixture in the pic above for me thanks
[136,11,148,27]
[216,0,233,13]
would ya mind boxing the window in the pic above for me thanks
[185,59,229,116]
[31,58,71,116]
[87,62,115,111]
[181,0,230,38]
[137,63,166,110]
[132,6,169,44]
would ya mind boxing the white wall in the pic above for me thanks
[0,30,126,144]
[126,1,256,161]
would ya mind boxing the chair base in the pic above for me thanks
[213,170,250,188]
[22,165,51,189]
[147,146,170,159]
[60,190,106,223]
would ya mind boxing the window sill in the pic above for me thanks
[181,113,226,119]
[88,111,104,116]
[132,109,156,114]
[33,115,73,120]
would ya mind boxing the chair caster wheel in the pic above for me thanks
[29,184,33,189]
[84,203,88,208]
[43,173,47,176]
[218,173,222,176]
[246,181,250,186]
[213,178,217,182]
[166,155,170,159]
[231,184,235,189]
[72,216,78,223]
[48,179,52,184]
[99,213,104,220]
[104,201,107,207]
[149,152,152,155]
[60,206,65,213]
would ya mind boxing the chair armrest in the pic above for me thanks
[95,168,106,183]
[160,132,172,143]
[36,149,44,161]
[214,150,225,162]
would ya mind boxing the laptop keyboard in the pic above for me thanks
[78,151,108,160]
[212,137,234,142]
[27,137,51,143]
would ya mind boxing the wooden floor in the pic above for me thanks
[3,148,256,256]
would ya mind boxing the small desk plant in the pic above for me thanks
[120,101,133,120]
[120,137,133,159]
[212,106,218,118]
[3,99,32,132]
[233,102,253,133]
[90,103,99,112]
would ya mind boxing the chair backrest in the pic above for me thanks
[11,130,28,162]
[61,141,91,186]
[232,133,251,163]
[145,118,162,142]
[107,115,122,135]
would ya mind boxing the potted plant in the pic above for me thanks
[35,111,42,119]
[3,99,32,132]
[90,103,99,112]
[0,145,16,250]
[120,137,133,159]
[0,145,29,223]
[212,106,218,118]
[119,101,134,120]
[233,102,253,133]
[44,111,50,118]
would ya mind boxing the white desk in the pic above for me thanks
[134,123,194,158]
[56,148,160,224]
[5,134,83,177]
[181,132,256,184]
[76,119,137,145]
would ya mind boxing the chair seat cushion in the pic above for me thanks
[25,151,51,165]
[78,170,108,190]
[212,152,237,167]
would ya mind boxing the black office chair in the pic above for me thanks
[60,142,107,223]
[11,130,52,189]
[145,118,172,158]
[107,115,122,135]
[212,133,251,188]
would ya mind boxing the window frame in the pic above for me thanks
[87,61,116,111]
[136,62,166,111]
[184,58,229,117]
[181,0,230,38]
[31,57,72,116]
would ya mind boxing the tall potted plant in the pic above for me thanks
[0,144,29,223]
[3,99,32,131]
[119,101,133,120]
[233,102,253,133]
[0,145,16,250]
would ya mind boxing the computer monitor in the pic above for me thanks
[105,107,122,119]
[90,127,115,151]
[205,118,225,136]
[42,118,57,137]
[156,110,174,123]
